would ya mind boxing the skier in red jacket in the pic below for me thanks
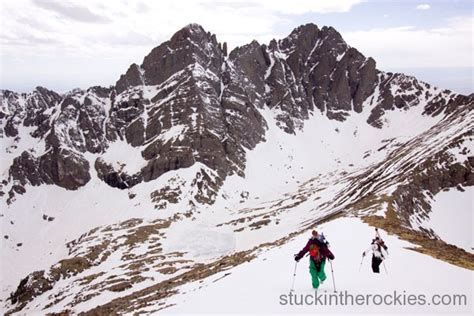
[294,230,335,289]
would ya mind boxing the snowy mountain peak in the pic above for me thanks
[176,22,208,37]
[115,24,223,95]
[2,23,471,200]
[1,22,473,315]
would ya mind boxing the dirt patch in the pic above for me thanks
[249,219,271,230]
[79,250,256,315]
[107,282,133,292]
[123,221,170,247]
[77,272,106,286]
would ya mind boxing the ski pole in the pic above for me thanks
[383,261,388,275]
[359,256,364,272]
[290,261,298,292]
[329,259,336,293]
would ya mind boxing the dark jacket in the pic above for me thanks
[295,237,335,262]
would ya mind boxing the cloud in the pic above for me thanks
[199,0,363,14]
[90,31,155,46]
[343,16,473,68]
[135,1,150,13]
[416,4,431,10]
[252,0,364,14]
[31,0,111,23]
[2,0,364,54]
[1,32,59,46]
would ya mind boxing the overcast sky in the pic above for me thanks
[0,0,472,94]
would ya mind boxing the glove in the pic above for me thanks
[294,254,300,262]
[362,252,365,257]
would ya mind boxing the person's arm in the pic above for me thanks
[362,245,372,257]
[322,246,335,260]
[294,240,311,261]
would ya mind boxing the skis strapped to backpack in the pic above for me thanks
[375,228,388,253]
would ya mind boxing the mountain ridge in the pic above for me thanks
[2,22,469,198]
[1,22,472,314]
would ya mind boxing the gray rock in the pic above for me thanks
[39,148,91,190]
[2,22,471,201]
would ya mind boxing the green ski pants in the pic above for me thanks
[309,258,326,289]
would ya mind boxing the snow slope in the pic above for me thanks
[210,96,446,211]
[2,92,472,314]
[0,161,216,301]
[165,217,473,315]
[423,187,473,253]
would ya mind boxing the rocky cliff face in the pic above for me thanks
[1,23,466,205]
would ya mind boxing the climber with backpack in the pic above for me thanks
[362,228,388,273]
[294,230,335,289]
